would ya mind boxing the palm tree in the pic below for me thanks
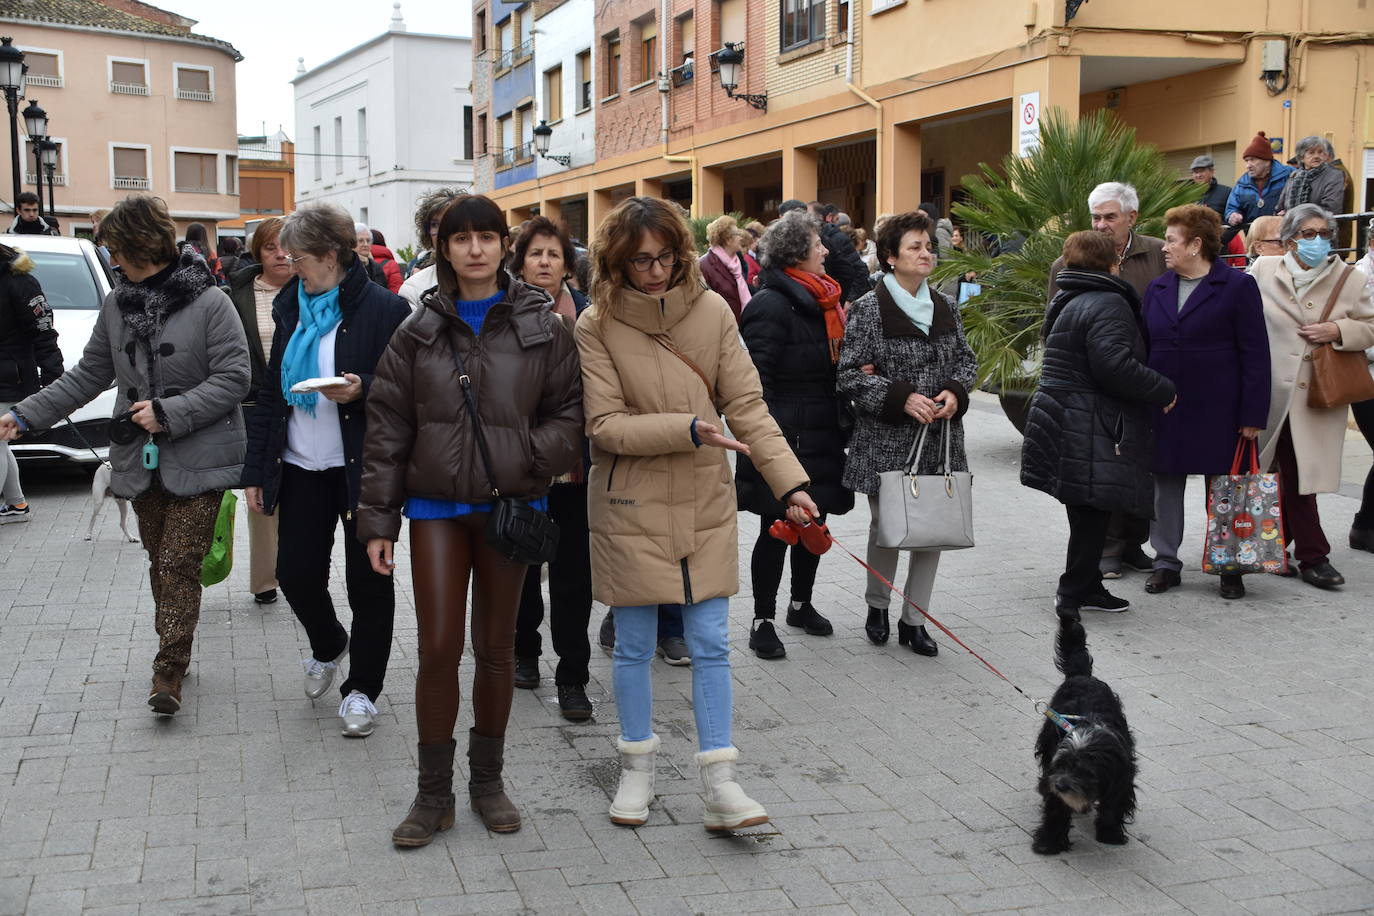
[936,108,1202,402]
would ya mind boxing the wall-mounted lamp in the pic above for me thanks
[714,43,767,112]
[532,120,572,167]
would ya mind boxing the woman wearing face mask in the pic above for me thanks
[507,216,596,721]
[228,216,291,605]
[577,196,816,831]
[1251,204,1374,590]
[360,194,583,848]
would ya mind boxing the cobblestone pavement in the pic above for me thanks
[2,395,1372,915]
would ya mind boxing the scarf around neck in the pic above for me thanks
[882,272,934,334]
[282,280,344,415]
[114,245,216,340]
[712,246,752,311]
[783,267,844,363]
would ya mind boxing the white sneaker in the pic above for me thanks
[338,690,377,738]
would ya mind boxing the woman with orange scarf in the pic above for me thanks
[736,210,856,659]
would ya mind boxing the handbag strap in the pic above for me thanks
[1229,436,1260,476]
[448,334,502,499]
[903,418,950,474]
[1314,265,1355,324]
[651,334,715,403]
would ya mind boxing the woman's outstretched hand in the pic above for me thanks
[694,420,751,456]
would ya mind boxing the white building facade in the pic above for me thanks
[532,0,595,182]
[293,12,473,253]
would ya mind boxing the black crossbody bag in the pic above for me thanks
[449,336,560,566]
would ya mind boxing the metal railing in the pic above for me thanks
[494,38,534,72]
[26,74,62,88]
[25,172,65,186]
[176,88,214,102]
[109,81,149,96]
[495,142,535,168]
[113,176,150,190]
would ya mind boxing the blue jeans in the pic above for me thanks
[612,597,731,750]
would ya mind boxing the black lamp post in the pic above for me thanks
[714,43,767,111]
[22,98,46,217]
[40,139,56,215]
[532,120,571,167]
[0,38,26,206]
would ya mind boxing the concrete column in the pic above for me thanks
[636,177,663,199]
[696,166,725,217]
[1010,54,1081,157]
[883,121,921,217]
[783,146,818,204]
[588,187,616,233]
[540,197,563,226]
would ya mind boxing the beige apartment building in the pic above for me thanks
[487,0,1373,232]
[1,0,241,237]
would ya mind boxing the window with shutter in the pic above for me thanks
[175,66,213,101]
[24,52,61,87]
[545,66,562,123]
[112,146,149,189]
[110,60,148,95]
[174,152,217,192]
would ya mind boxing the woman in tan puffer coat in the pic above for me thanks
[576,197,817,832]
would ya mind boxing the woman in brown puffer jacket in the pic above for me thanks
[358,194,583,848]
[577,196,816,833]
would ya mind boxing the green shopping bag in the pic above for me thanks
[201,490,238,587]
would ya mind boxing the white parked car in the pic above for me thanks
[1,234,116,465]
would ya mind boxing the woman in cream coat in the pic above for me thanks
[1252,204,1374,589]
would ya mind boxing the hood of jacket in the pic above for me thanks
[417,270,558,348]
[604,279,707,336]
[0,245,33,277]
[228,262,264,293]
[371,243,396,262]
[1045,269,1139,339]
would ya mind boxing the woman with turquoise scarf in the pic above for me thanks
[836,209,978,655]
[241,204,410,739]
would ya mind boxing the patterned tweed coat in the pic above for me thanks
[837,278,979,495]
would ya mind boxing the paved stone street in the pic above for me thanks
[2,394,1372,915]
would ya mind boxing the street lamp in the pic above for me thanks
[21,98,46,217]
[0,38,26,206]
[713,43,767,111]
[531,120,571,167]
[40,138,56,216]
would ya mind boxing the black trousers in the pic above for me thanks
[276,463,395,702]
[514,482,592,686]
[750,514,825,618]
[1354,398,1374,531]
[1059,504,1112,602]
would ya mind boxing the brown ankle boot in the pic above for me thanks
[392,740,457,848]
[148,672,182,716]
[467,729,521,833]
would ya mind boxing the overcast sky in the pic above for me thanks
[166,0,470,139]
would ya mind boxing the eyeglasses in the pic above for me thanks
[628,251,678,272]
[1259,239,1282,245]
[1296,228,1333,240]
[284,254,312,266]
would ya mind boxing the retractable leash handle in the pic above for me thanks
[766,516,832,555]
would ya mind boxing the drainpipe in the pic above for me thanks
[659,0,699,216]
[844,3,882,219]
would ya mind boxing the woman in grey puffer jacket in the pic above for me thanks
[0,196,250,717]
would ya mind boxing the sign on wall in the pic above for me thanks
[1019,92,1041,158]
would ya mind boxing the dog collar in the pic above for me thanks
[1036,701,1086,733]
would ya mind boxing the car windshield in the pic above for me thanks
[24,250,102,310]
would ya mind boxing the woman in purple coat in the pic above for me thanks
[1143,204,1270,599]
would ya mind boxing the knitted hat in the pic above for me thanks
[1242,132,1275,161]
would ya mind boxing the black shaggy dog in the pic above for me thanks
[1032,616,1137,855]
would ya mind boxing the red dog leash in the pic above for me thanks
[770,517,1028,700]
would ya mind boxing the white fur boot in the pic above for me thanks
[608,735,660,826]
[696,746,769,831]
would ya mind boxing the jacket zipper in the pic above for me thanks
[680,558,694,606]
[606,454,619,491]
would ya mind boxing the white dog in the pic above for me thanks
[86,463,137,543]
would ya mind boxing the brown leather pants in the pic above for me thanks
[410,516,528,745]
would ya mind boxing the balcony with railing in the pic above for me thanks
[113,176,151,190]
[110,81,149,96]
[26,74,62,88]
[493,38,534,73]
[494,141,535,169]
[176,88,214,102]
[25,173,65,186]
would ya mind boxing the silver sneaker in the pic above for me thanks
[656,636,691,666]
[338,690,377,738]
[302,638,347,699]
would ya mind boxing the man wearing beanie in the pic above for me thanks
[1224,132,1294,230]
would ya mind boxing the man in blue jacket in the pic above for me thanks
[1224,132,1294,232]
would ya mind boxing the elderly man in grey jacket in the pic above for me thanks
[0,196,250,717]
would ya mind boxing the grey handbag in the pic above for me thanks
[874,419,974,551]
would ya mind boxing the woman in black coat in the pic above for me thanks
[1021,231,1177,618]
[736,210,854,659]
[241,204,410,738]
